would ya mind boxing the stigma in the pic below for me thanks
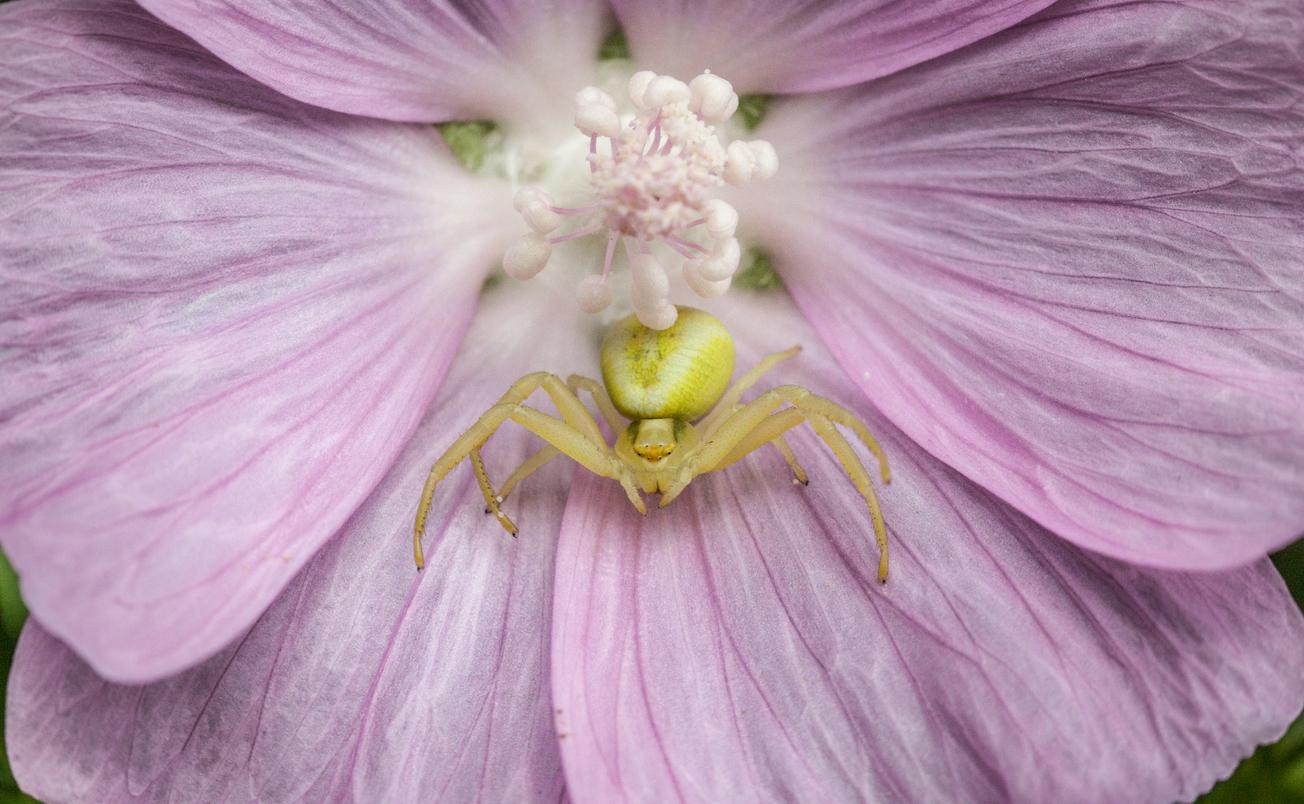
[502,70,777,330]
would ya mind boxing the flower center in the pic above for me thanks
[502,70,777,330]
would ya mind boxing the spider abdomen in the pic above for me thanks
[601,306,735,421]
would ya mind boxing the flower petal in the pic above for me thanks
[613,0,1054,94]
[551,291,1304,803]
[743,0,1304,569]
[6,283,585,803]
[135,0,608,124]
[0,0,513,682]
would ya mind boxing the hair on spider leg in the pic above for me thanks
[412,307,891,583]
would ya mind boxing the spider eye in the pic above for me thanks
[630,418,679,462]
[634,441,674,462]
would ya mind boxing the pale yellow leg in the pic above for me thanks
[413,373,638,570]
[470,448,517,535]
[678,385,808,480]
[496,446,560,506]
[492,374,629,511]
[796,396,891,485]
[711,407,806,476]
[772,436,809,486]
[567,374,626,433]
[698,346,801,438]
[510,406,645,515]
[672,386,890,583]
[706,403,809,485]
[803,411,890,584]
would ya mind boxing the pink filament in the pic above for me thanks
[549,224,602,245]
[601,231,618,278]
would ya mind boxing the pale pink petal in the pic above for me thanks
[0,0,513,682]
[613,0,1054,94]
[6,283,588,803]
[741,0,1304,569]
[551,291,1304,803]
[136,0,608,124]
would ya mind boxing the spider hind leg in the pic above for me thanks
[675,385,891,583]
[491,374,627,512]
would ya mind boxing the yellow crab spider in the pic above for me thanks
[412,307,893,581]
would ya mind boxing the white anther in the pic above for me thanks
[747,140,779,180]
[720,93,740,122]
[644,75,690,107]
[703,199,738,239]
[697,260,732,284]
[522,204,560,233]
[685,260,733,298]
[630,254,675,328]
[513,186,550,213]
[503,233,551,280]
[628,71,657,110]
[513,187,561,234]
[502,70,774,312]
[697,236,741,282]
[635,301,678,330]
[630,252,670,301]
[689,72,738,123]
[576,275,612,313]
[724,140,757,185]
[576,102,621,138]
[696,237,740,282]
[575,86,616,111]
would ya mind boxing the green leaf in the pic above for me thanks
[735,95,769,132]
[0,548,31,799]
[0,552,25,644]
[1198,716,1304,803]
[436,120,498,173]
[599,27,630,62]
[733,248,783,291]
[1197,537,1304,802]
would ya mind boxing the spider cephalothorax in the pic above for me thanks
[413,307,892,581]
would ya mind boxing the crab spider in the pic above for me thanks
[413,307,892,582]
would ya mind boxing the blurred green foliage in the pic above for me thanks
[734,248,784,291]
[0,549,34,803]
[436,120,499,173]
[1198,539,1304,802]
[599,27,630,62]
[735,95,769,131]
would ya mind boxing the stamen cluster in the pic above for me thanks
[503,70,777,330]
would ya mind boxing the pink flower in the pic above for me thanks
[2,0,1302,800]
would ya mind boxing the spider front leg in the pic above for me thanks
[697,345,801,437]
[667,385,892,583]
[566,374,625,433]
[470,447,517,536]
[493,374,627,509]
[413,372,641,570]
[707,403,809,486]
